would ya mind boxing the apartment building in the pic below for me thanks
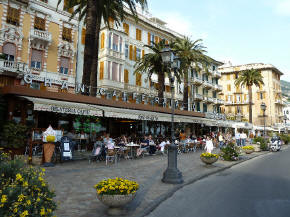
[219,63,285,128]
[76,7,224,117]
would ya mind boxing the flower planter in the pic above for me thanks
[97,193,136,216]
[200,156,218,165]
[244,149,254,154]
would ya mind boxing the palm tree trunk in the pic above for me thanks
[183,71,189,111]
[248,85,253,123]
[82,0,97,95]
[89,17,101,96]
[158,72,165,105]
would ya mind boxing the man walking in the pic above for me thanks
[235,131,241,146]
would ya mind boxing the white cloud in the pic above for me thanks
[155,11,208,40]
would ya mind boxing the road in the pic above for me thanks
[146,148,290,217]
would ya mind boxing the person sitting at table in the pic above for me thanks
[148,135,156,155]
[78,130,88,151]
[103,133,113,145]
[137,135,149,157]
[107,140,115,150]
[118,135,128,146]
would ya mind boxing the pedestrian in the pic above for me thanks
[241,131,247,146]
[249,131,254,144]
[205,136,214,154]
[235,131,241,146]
[218,132,224,149]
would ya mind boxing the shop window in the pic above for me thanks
[112,62,119,82]
[2,43,16,61]
[7,6,20,26]
[34,17,45,31]
[123,23,129,35]
[62,27,72,42]
[30,81,40,90]
[81,28,86,44]
[60,57,69,75]
[101,32,105,49]
[63,0,74,13]
[30,49,42,70]
[124,69,129,83]
[136,28,142,41]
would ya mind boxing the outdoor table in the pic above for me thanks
[126,144,140,158]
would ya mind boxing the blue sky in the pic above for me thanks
[148,0,290,82]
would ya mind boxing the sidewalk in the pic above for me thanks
[44,148,274,217]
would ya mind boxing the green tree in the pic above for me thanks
[172,37,211,110]
[234,68,264,123]
[58,0,147,96]
[135,40,181,103]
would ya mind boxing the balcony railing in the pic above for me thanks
[193,93,203,101]
[213,70,221,77]
[203,80,213,89]
[214,98,224,104]
[191,76,203,85]
[99,49,125,60]
[30,29,52,43]
[0,60,29,74]
[207,97,214,103]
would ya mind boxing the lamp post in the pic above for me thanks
[284,114,288,134]
[260,102,267,139]
[160,45,183,184]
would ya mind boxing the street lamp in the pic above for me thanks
[260,102,267,139]
[284,114,288,134]
[160,45,183,184]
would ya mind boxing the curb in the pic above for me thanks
[133,150,272,217]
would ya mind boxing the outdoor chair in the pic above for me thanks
[106,149,117,165]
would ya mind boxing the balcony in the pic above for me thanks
[216,84,223,92]
[99,49,125,61]
[190,76,203,85]
[207,97,214,104]
[213,70,221,78]
[0,60,29,75]
[30,29,52,43]
[193,93,203,101]
[203,80,213,89]
[275,100,286,106]
[214,98,224,105]
[125,84,158,96]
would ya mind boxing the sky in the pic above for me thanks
[147,0,290,82]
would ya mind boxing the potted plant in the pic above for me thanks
[220,142,240,161]
[242,145,255,154]
[94,177,139,215]
[200,153,219,165]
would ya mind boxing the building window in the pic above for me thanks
[213,91,217,98]
[150,34,155,46]
[119,37,122,53]
[203,103,207,113]
[2,43,16,61]
[34,17,45,31]
[136,72,142,86]
[227,84,231,91]
[30,49,42,69]
[81,28,86,45]
[62,27,72,42]
[112,62,119,81]
[60,57,69,75]
[124,69,129,83]
[125,44,129,58]
[40,0,48,3]
[196,102,200,112]
[100,32,105,49]
[108,17,114,28]
[136,28,142,41]
[63,0,73,13]
[100,61,104,80]
[227,74,230,80]
[212,65,216,71]
[113,34,119,51]
[237,94,241,102]
[123,23,129,35]
[136,48,141,60]
[7,6,20,26]
[260,92,264,100]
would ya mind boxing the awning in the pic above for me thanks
[22,96,103,117]
[22,96,208,123]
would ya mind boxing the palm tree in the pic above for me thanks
[58,0,147,96]
[173,37,211,111]
[234,68,264,123]
[135,40,181,103]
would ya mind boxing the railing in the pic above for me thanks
[203,80,213,88]
[207,97,214,103]
[193,93,203,100]
[30,29,52,42]
[0,60,29,73]
[191,76,203,84]
[214,98,224,104]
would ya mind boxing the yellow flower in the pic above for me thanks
[23,181,28,187]
[16,173,23,181]
[20,210,29,217]
[26,200,31,205]
[1,195,7,203]
[13,207,18,213]
[18,194,25,202]
[40,207,45,216]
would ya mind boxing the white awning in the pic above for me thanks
[22,96,103,117]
